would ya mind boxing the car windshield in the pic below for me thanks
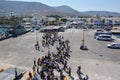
[94,32,112,36]
[101,36,111,38]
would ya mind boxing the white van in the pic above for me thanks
[94,32,112,39]
[96,34,112,41]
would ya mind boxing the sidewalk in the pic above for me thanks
[0,63,75,80]
[0,63,29,80]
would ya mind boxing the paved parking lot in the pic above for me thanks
[0,29,120,80]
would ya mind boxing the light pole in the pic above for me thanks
[82,28,85,46]
[35,18,38,43]
[80,23,88,50]
[36,29,38,43]
[34,17,40,53]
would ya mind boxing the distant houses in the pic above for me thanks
[65,16,120,29]
[0,14,120,40]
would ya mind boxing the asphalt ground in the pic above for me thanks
[0,29,120,80]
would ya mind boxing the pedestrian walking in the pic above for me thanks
[40,71,46,79]
[68,67,71,76]
[76,66,84,80]
[34,58,36,66]
[33,72,38,80]
[32,65,36,72]
[63,61,67,71]
[36,64,39,73]
[29,71,32,80]
[14,67,18,77]
[60,69,64,80]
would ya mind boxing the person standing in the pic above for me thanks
[34,58,36,66]
[32,65,36,72]
[40,71,46,80]
[36,64,39,73]
[48,49,50,55]
[68,67,71,76]
[76,66,83,80]
[63,61,67,71]
[14,67,18,77]
[29,71,32,80]
[33,72,38,80]
[60,69,64,80]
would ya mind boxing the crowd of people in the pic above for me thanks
[41,32,58,48]
[31,31,72,80]
[30,31,89,80]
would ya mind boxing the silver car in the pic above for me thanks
[107,42,120,49]
[96,34,112,41]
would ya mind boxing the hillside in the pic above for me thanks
[0,0,83,16]
[83,11,120,16]
[0,0,120,17]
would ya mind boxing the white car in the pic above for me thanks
[107,43,120,49]
[96,34,112,41]
[30,29,34,32]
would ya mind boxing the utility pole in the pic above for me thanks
[80,22,88,50]
[35,18,38,43]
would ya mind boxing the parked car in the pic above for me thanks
[96,29,103,32]
[107,42,120,49]
[96,34,112,41]
[30,29,34,32]
[58,27,65,32]
[94,32,112,39]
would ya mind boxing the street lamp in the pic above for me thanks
[82,28,85,46]
[35,29,38,43]
[80,25,88,50]
[34,17,40,52]
[34,17,38,43]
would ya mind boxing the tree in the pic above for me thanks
[90,18,93,23]
[83,19,86,22]
[61,18,67,22]
[101,19,105,25]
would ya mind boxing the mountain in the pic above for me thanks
[0,0,56,16]
[83,11,120,16]
[54,5,84,16]
[0,0,83,16]
[0,0,120,17]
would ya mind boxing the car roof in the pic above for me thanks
[95,32,111,34]
[99,34,111,36]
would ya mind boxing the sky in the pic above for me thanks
[7,0,120,13]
